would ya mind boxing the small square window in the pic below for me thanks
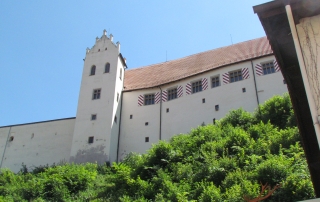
[145,122,148,126]
[166,108,169,113]
[215,105,219,111]
[88,136,94,143]
[92,89,101,100]
[130,115,133,119]
[145,137,149,142]
[91,114,97,120]
[114,116,117,123]
[242,88,246,93]
[202,98,205,103]
[283,79,287,84]
[9,136,14,141]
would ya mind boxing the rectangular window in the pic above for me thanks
[117,93,119,102]
[144,94,155,105]
[145,137,149,142]
[167,88,177,101]
[211,76,220,88]
[130,115,133,119]
[192,80,202,93]
[114,116,117,123]
[91,114,97,120]
[88,136,94,143]
[229,70,242,83]
[120,68,122,80]
[262,62,275,75]
[92,89,101,100]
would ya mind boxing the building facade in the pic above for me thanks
[0,31,288,172]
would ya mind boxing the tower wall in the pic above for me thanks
[70,31,124,164]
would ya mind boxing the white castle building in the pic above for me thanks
[0,31,288,172]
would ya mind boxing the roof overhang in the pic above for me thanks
[254,0,320,196]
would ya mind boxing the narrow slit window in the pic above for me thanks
[90,65,96,76]
[105,63,110,73]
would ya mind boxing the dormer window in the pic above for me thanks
[105,63,110,73]
[90,65,96,76]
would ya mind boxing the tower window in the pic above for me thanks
[88,136,94,143]
[105,63,110,73]
[90,65,96,76]
[92,89,101,100]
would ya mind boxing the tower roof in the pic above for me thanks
[123,36,272,91]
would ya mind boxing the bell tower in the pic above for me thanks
[70,30,126,164]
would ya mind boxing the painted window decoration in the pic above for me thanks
[255,59,280,76]
[186,78,208,95]
[90,65,96,76]
[223,68,249,84]
[105,63,110,73]
[211,75,220,88]
[162,86,183,102]
[138,92,161,106]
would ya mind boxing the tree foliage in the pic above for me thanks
[0,93,315,201]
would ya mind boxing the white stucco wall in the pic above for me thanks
[118,55,288,160]
[0,118,75,173]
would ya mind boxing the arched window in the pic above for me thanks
[90,65,96,75]
[105,63,110,73]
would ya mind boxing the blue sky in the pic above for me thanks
[0,0,270,126]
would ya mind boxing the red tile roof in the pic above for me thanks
[124,36,272,91]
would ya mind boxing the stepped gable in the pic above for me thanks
[124,36,272,91]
